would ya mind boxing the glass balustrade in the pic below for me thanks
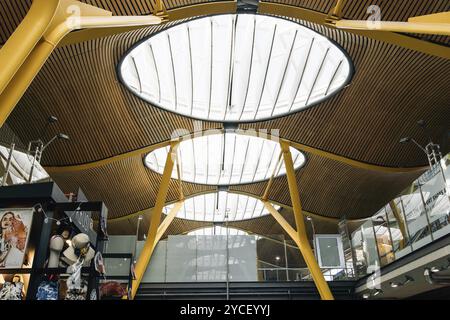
[350,154,450,276]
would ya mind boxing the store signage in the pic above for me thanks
[66,189,97,244]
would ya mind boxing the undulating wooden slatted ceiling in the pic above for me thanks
[4,5,448,167]
[49,149,422,222]
[1,0,449,235]
[106,207,339,239]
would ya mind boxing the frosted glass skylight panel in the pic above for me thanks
[119,14,352,122]
[163,192,280,222]
[0,146,49,184]
[145,133,306,185]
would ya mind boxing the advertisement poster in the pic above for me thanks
[0,208,33,269]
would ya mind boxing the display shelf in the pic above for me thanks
[0,267,94,275]
[0,182,110,300]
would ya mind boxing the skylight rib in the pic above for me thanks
[131,57,142,94]
[167,34,178,110]
[325,59,343,96]
[187,26,194,115]
[305,47,330,106]
[227,134,237,185]
[147,44,161,103]
[240,17,257,121]
[265,145,279,180]
[254,24,277,120]
[165,192,281,222]
[207,19,214,119]
[272,29,298,117]
[238,139,251,184]
[225,15,238,120]
[145,133,306,186]
[289,37,315,112]
[120,14,352,122]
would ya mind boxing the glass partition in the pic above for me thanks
[350,154,450,275]
[400,182,433,251]
[351,228,367,277]
[419,165,450,240]
[372,208,394,267]
[361,220,380,271]
[385,199,412,259]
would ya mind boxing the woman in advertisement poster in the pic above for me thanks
[0,211,28,268]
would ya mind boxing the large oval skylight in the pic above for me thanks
[163,192,280,222]
[119,14,352,122]
[145,132,306,185]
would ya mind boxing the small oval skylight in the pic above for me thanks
[144,132,306,186]
[163,191,280,222]
[119,13,352,122]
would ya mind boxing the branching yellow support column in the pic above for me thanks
[0,0,161,127]
[389,201,408,249]
[130,141,179,300]
[333,19,450,36]
[0,0,59,96]
[280,140,334,300]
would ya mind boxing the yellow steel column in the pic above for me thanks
[131,141,179,299]
[280,140,334,300]
[0,0,161,127]
[0,0,59,96]
[334,20,450,36]
[263,202,299,243]
[330,0,346,18]
[389,201,408,249]
[153,201,184,251]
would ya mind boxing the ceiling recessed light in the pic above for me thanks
[373,289,383,296]
[119,13,353,122]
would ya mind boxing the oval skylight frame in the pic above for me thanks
[144,132,306,186]
[118,13,353,123]
[163,191,280,222]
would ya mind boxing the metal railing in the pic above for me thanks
[258,267,356,282]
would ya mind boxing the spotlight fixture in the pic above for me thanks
[399,119,443,169]
[404,275,414,285]
[275,256,281,261]
[48,115,58,123]
[373,289,383,296]
[399,137,411,144]
[390,275,414,288]
[430,266,440,273]
[306,216,312,221]
[57,133,70,141]
[362,293,370,299]
[429,258,450,273]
